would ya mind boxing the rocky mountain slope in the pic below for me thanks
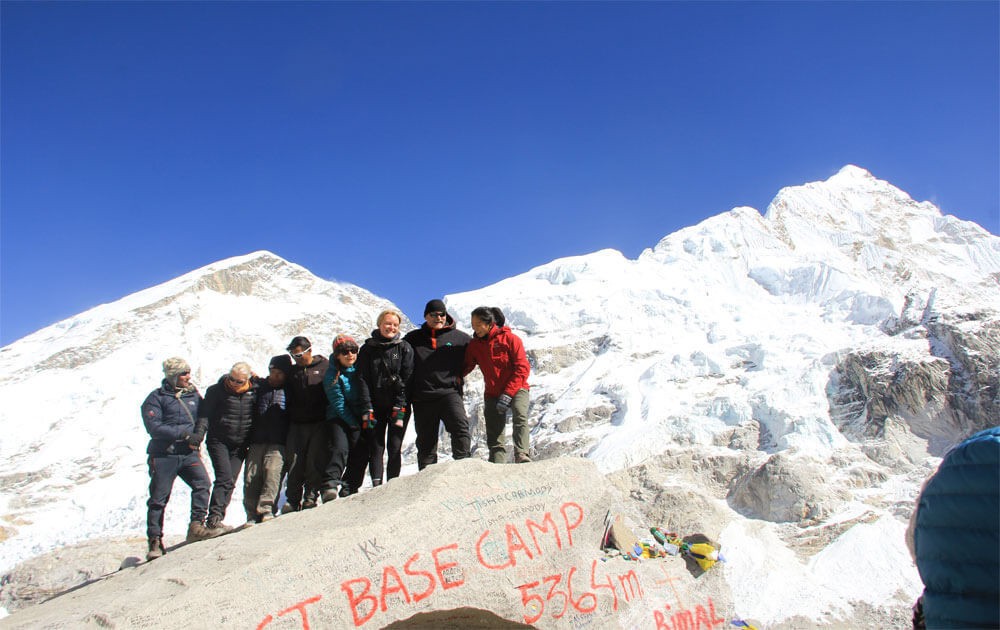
[0,165,997,626]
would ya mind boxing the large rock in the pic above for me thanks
[1,458,735,629]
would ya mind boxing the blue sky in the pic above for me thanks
[2,1,997,345]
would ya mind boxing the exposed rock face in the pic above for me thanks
[727,453,849,523]
[830,310,1000,458]
[0,539,143,614]
[1,458,737,629]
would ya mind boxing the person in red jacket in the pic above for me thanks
[463,306,532,464]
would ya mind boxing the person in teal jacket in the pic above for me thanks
[910,426,999,629]
[321,335,371,501]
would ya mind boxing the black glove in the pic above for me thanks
[187,430,205,446]
[496,394,512,414]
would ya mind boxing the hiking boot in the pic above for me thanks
[371,479,383,487]
[281,503,299,515]
[146,536,164,561]
[260,512,275,522]
[301,498,318,510]
[339,483,355,498]
[515,453,532,463]
[321,488,339,503]
[206,517,234,535]
[186,520,219,542]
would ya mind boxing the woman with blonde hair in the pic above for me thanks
[347,309,414,492]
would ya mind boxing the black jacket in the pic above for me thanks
[285,355,330,424]
[356,330,414,410]
[250,381,289,445]
[403,316,471,402]
[197,375,257,448]
[141,380,201,455]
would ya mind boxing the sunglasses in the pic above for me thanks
[427,311,447,318]
[178,371,191,377]
[290,347,311,358]
[337,348,359,355]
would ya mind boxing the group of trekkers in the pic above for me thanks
[140,300,532,561]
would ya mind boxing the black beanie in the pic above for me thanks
[268,355,293,373]
[424,299,447,316]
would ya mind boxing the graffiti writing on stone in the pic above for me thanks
[252,500,692,629]
[513,559,643,624]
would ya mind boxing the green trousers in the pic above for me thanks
[483,389,530,464]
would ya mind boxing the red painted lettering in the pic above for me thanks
[566,566,597,613]
[653,599,726,630]
[560,502,584,546]
[403,552,436,602]
[618,569,643,601]
[341,577,378,627]
[517,580,544,624]
[257,595,322,630]
[505,523,534,566]
[379,566,412,611]
[542,573,569,619]
[589,559,618,611]
[706,599,726,627]
[525,511,563,554]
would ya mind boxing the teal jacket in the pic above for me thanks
[913,426,999,629]
[322,364,369,427]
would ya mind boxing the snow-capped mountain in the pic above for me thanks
[448,166,997,466]
[0,252,404,573]
[0,166,997,625]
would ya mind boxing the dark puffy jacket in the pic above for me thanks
[463,324,531,399]
[197,375,257,448]
[403,316,471,402]
[141,380,201,455]
[356,330,414,410]
[285,355,330,424]
[913,426,999,629]
[250,381,288,445]
[323,364,370,427]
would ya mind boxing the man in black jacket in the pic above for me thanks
[403,299,472,470]
[197,361,256,531]
[282,336,330,511]
[243,355,291,522]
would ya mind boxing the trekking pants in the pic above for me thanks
[206,440,246,523]
[412,391,471,470]
[146,450,211,539]
[483,389,530,464]
[348,406,411,486]
[325,419,361,491]
[243,443,284,521]
[284,421,329,508]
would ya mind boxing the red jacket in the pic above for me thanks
[463,325,530,399]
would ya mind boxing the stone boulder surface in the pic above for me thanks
[1,458,734,629]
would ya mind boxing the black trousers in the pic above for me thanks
[412,392,471,470]
[346,405,412,485]
[146,451,211,538]
[206,440,245,523]
[284,421,330,508]
[324,419,361,490]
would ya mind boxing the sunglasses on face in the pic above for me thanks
[337,348,358,356]
[290,347,311,358]
[427,311,447,319]
[178,371,191,377]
